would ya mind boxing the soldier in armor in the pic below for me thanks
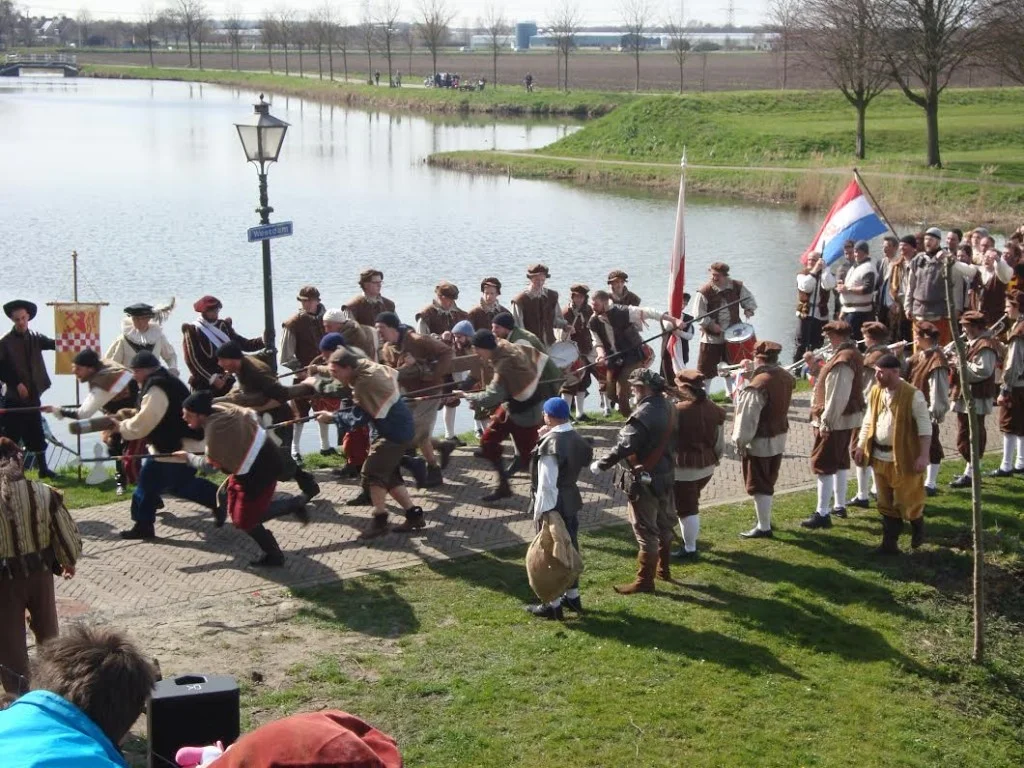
[607,270,641,306]
[949,310,1003,488]
[560,284,594,422]
[181,295,263,395]
[589,290,687,418]
[343,269,396,329]
[467,277,509,331]
[510,264,566,347]
[802,321,865,528]
[670,370,725,560]
[105,302,178,377]
[280,286,326,462]
[905,322,950,496]
[524,397,593,621]
[850,321,894,508]
[592,369,676,594]
[108,351,218,540]
[732,341,794,539]
[794,251,836,363]
[693,262,757,395]
[992,290,1024,478]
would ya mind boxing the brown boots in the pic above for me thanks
[657,540,674,582]
[614,552,657,595]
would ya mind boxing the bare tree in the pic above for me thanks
[194,0,207,70]
[339,22,350,81]
[548,0,582,92]
[360,3,375,84]
[402,25,415,74]
[620,0,652,91]
[76,8,92,47]
[173,0,201,67]
[139,4,158,68]
[318,2,337,80]
[983,0,1024,84]
[800,0,889,159]
[663,13,690,93]
[767,0,800,90]
[417,0,454,81]
[876,0,984,167]
[481,3,509,85]
[261,11,277,74]
[277,8,296,76]
[225,6,244,71]
[311,10,324,79]
[376,0,401,86]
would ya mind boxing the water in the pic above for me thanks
[0,77,823,454]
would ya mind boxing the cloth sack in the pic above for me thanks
[526,512,583,603]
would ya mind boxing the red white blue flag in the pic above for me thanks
[803,177,888,266]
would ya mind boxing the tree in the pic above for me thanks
[360,4,375,84]
[224,6,244,71]
[277,8,295,76]
[194,0,207,70]
[549,0,582,92]
[339,23,350,81]
[620,0,652,91]
[983,0,1024,85]
[376,0,401,86]
[663,14,691,94]
[318,2,337,80]
[876,0,984,167]
[0,0,17,50]
[311,11,324,79]
[76,8,92,47]
[402,24,415,74]
[139,4,159,68]
[481,3,509,85]
[767,0,800,90]
[801,0,890,159]
[417,0,453,80]
[261,12,277,74]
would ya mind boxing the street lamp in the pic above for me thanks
[235,93,289,372]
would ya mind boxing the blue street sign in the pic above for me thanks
[247,221,294,243]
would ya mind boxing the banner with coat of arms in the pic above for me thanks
[53,303,103,375]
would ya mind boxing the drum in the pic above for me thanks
[724,323,757,365]
[563,357,586,388]
[548,341,580,370]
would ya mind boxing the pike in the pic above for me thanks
[0,406,47,414]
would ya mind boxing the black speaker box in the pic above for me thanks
[147,674,240,768]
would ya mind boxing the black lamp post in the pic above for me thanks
[235,93,289,372]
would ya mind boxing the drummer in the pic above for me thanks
[589,290,689,418]
[694,262,758,396]
[561,283,595,421]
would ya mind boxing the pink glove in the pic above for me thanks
[175,742,225,767]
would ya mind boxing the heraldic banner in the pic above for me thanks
[53,303,102,375]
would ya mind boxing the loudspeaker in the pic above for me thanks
[147,674,240,768]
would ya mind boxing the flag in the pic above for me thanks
[803,177,889,267]
[53,303,102,375]
[666,156,687,373]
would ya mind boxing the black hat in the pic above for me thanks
[216,341,243,360]
[875,354,901,370]
[72,349,101,368]
[128,350,161,369]
[899,234,918,247]
[471,329,497,350]
[492,312,515,330]
[3,299,37,320]
[182,391,214,415]
[375,311,401,329]
[123,303,155,318]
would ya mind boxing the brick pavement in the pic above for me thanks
[56,402,998,622]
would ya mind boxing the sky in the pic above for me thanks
[21,0,769,26]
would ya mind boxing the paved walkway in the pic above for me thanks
[56,402,995,623]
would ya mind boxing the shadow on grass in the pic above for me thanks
[295,572,420,638]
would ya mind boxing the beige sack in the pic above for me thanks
[526,512,584,603]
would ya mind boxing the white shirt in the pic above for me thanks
[511,288,567,332]
[857,386,931,463]
[105,321,178,376]
[840,259,877,313]
[591,307,687,355]
[74,369,133,418]
[797,269,837,321]
[693,281,757,345]
[532,422,574,522]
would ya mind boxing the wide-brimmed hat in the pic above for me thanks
[123,303,155,318]
[480,277,502,293]
[193,295,222,313]
[435,281,460,300]
[607,270,629,283]
[960,310,986,327]
[526,264,550,278]
[628,368,666,391]
[755,340,783,358]
[674,369,706,388]
[3,299,37,320]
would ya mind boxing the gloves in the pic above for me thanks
[59,406,79,419]
[590,460,604,475]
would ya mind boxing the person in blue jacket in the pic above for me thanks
[0,624,157,768]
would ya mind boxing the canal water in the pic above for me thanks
[0,76,822,455]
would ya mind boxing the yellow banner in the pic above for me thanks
[53,303,102,375]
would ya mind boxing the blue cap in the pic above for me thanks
[319,332,346,352]
[452,320,475,337]
[543,397,571,420]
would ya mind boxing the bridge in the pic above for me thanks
[0,53,79,77]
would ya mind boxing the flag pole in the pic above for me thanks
[853,168,899,237]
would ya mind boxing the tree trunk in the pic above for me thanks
[679,57,684,94]
[284,45,289,76]
[702,53,707,92]
[299,45,304,77]
[782,47,788,90]
[148,40,155,68]
[431,50,437,82]
[564,52,570,92]
[187,33,193,67]
[318,45,323,79]
[198,38,203,70]
[556,49,561,90]
[342,48,347,82]
[267,45,273,74]
[235,42,240,71]
[855,100,866,160]
[943,256,985,663]
[634,51,640,92]
[925,97,941,167]
[493,49,497,86]
[366,48,372,83]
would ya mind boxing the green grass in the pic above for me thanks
[258,456,1023,767]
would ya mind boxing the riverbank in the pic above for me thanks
[80,64,633,117]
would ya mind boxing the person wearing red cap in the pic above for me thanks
[510,264,566,347]
[182,296,264,395]
[950,310,1002,488]
[993,290,1024,477]
[906,321,950,495]
[280,286,326,463]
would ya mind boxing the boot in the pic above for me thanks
[874,515,902,556]
[613,552,656,595]
[657,541,674,582]
[436,440,456,470]
[120,522,156,540]
[359,513,390,540]
[909,517,925,549]
[35,452,57,480]
[247,525,285,567]
[421,464,444,489]
[332,463,362,480]
[114,460,127,496]
[481,466,512,502]
[400,455,429,487]
[294,469,320,500]
[345,488,372,507]
[392,506,426,533]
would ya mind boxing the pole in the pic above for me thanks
[853,168,899,237]
[72,250,82,481]
[258,167,277,373]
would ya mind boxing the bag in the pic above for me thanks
[525,512,584,603]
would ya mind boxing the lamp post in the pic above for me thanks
[235,93,289,372]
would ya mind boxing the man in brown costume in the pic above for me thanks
[991,290,1024,477]
[511,264,566,347]
[949,310,1002,488]
[280,286,326,462]
[732,341,794,539]
[802,320,865,528]
[343,269,396,330]
[850,321,899,508]
[467,277,510,331]
[905,321,950,496]
[607,270,641,306]
[560,284,595,421]
[693,262,757,396]
[417,282,469,443]
[181,295,264,395]
[670,369,725,560]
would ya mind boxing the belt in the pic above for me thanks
[874,443,892,451]
[0,550,55,581]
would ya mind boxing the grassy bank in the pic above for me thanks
[232,458,1023,767]
[80,64,633,118]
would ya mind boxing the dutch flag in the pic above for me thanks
[803,177,889,266]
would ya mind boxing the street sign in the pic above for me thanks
[247,221,294,243]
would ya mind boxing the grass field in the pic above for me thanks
[239,457,1023,767]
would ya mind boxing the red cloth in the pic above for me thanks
[480,406,538,463]
[122,439,148,485]
[343,425,370,466]
[227,475,277,532]
[211,710,402,768]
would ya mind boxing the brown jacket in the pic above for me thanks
[812,344,865,420]
[951,336,1002,401]
[675,396,726,469]
[282,311,325,367]
[468,302,510,331]
[908,348,948,405]
[512,290,560,346]
[379,328,453,392]
[417,302,469,336]
[0,329,55,402]
[343,294,395,328]
[747,365,794,438]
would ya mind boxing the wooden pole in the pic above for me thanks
[853,168,899,237]
[943,254,985,663]
[72,250,82,482]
